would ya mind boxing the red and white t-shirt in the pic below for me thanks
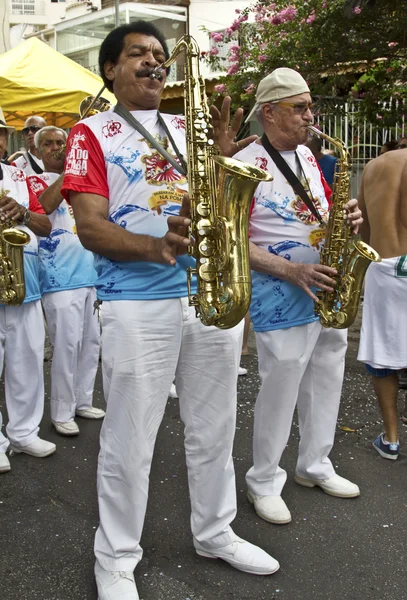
[235,141,330,331]
[28,172,96,294]
[61,109,193,300]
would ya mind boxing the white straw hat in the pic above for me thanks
[0,107,16,133]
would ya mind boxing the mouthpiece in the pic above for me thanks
[149,68,163,81]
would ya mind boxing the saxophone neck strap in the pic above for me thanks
[113,104,187,176]
[261,133,324,226]
[26,151,43,175]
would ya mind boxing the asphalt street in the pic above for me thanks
[1,314,407,600]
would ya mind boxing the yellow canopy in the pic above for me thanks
[0,38,116,130]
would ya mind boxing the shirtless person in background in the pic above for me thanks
[357,148,407,460]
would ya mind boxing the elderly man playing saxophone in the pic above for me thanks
[221,68,363,525]
[27,126,102,438]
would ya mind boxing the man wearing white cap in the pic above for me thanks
[227,68,363,524]
[0,107,55,473]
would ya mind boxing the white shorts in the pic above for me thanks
[358,256,407,369]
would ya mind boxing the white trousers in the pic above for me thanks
[0,301,45,447]
[95,298,243,572]
[42,287,100,422]
[0,410,8,453]
[246,321,348,497]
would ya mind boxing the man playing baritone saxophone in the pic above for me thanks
[0,109,55,474]
[357,148,407,460]
[224,68,363,525]
[61,21,278,600]
[27,126,102,438]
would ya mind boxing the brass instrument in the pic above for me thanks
[53,92,112,159]
[160,36,272,329]
[308,125,381,329]
[0,189,31,306]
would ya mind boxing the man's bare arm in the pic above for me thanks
[357,171,370,244]
[39,174,64,214]
[28,212,52,237]
[249,241,337,302]
[69,191,192,265]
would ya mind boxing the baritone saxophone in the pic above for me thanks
[157,36,272,329]
[0,188,30,306]
[308,126,381,329]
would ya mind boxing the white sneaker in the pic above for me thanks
[238,366,247,376]
[169,383,178,399]
[247,491,292,524]
[76,407,106,419]
[294,473,360,498]
[52,420,80,436]
[0,452,11,473]
[194,535,279,575]
[9,438,56,458]
[95,560,139,600]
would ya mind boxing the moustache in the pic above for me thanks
[135,68,164,81]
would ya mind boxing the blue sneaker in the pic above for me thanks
[372,433,399,460]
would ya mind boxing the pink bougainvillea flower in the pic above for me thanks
[214,84,226,93]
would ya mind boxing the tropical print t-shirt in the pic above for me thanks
[235,141,330,332]
[28,172,96,294]
[0,164,44,303]
[61,109,194,301]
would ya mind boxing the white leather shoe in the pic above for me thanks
[247,491,292,524]
[168,383,178,399]
[95,560,139,600]
[238,366,248,376]
[194,536,279,575]
[0,452,11,472]
[9,438,56,458]
[52,421,80,436]
[76,407,106,419]
[294,473,360,498]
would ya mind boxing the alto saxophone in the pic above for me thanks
[308,126,381,329]
[0,189,31,306]
[159,36,272,329]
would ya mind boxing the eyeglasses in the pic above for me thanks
[22,126,42,135]
[274,101,315,115]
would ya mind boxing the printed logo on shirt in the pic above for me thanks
[102,120,122,138]
[170,116,185,130]
[28,175,47,195]
[148,188,185,215]
[11,169,26,182]
[306,154,318,168]
[255,156,268,170]
[66,132,88,176]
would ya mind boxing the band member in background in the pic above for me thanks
[357,147,407,460]
[28,126,102,437]
[9,116,46,176]
[61,21,278,600]
[224,68,362,526]
[0,108,55,473]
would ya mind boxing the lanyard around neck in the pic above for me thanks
[261,133,324,226]
[113,104,187,176]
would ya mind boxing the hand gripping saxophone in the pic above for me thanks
[159,36,272,329]
[308,126,381,329]
[0,189,30,306]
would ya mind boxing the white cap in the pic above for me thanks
[246,67,310,122]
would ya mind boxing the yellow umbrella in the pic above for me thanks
[0,38,115,129]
